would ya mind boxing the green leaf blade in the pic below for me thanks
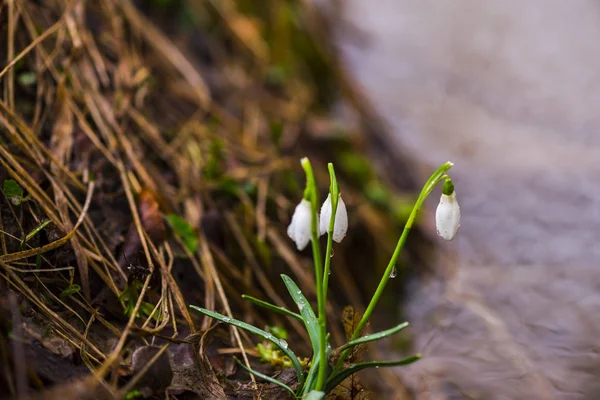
[341,322,409,351]
[325,354,421,392]
[190,305,305,386]
[21,220,52,248]
[280,274,320,352]
[241,294,302,321]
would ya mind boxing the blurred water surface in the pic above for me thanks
[327,1,600,398]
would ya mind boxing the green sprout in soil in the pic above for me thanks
[3,179,24,206]
[165,214,198,253]
[257,326,311,369]
[119,280,160,322]
[191,158,459,398]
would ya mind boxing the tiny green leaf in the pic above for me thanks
[18,72,37,87]
[165,214,198,253]
[60,284,81,298]
[241,294,302,321]
[268,325,288,340]
[3,179,23,205]
[124,389,143,400]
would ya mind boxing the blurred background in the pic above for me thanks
[326,0,600,398]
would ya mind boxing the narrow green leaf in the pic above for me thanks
[340,322,409,351]
[241,294,302,321]
[165,214,198,253]
[21,220,52,249]
[190,305,305,386]
[325,354,421,392]
[3,179,23,205]
[60,284,81,298]
[302,351,320,395]
[280,274,320,352]
[18,72,37,87]
[233,357,295,396]
[124,389,143,400]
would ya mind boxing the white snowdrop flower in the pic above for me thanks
[319,194,348,243]
[287,199,313,250]
[435,183,460,240]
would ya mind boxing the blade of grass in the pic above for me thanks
[20,220,51,249]
[339,322,409,352]
[302,347,320,395]
[190,305,305,386]
[241,294,302,321]
[233,357,296,396]
[325,354,422,392]
[281,274,319,351]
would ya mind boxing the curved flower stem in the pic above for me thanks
[301,158,327,391]
[333,162,453,373]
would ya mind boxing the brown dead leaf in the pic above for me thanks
[341,305,361,341]
[228,15,269,64]
[130,345,173,394]
[327,376,371,400]
[50,88,74,165]
[195,329,227,399]
[338,305,368,364]
[328,306,371,399]
[138,190,166,244]
[120,189,165,267]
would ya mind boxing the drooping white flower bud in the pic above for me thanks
[287,199,313,250]
[319,194,348,243]
[435,179,460,240]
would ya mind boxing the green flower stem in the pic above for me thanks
[317,163,339,389]
[301,158,327,392]
[322,163,339,303]
[333,162,453,373]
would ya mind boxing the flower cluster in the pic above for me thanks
[287,194,348,250]
[193,159,461,399]
[288,167,461,247]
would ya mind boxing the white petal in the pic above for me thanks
[319,194,332,236]
[435,192,460,240]
[332,196,348,243]
[319,194,348,243]
[287,199,312,250]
